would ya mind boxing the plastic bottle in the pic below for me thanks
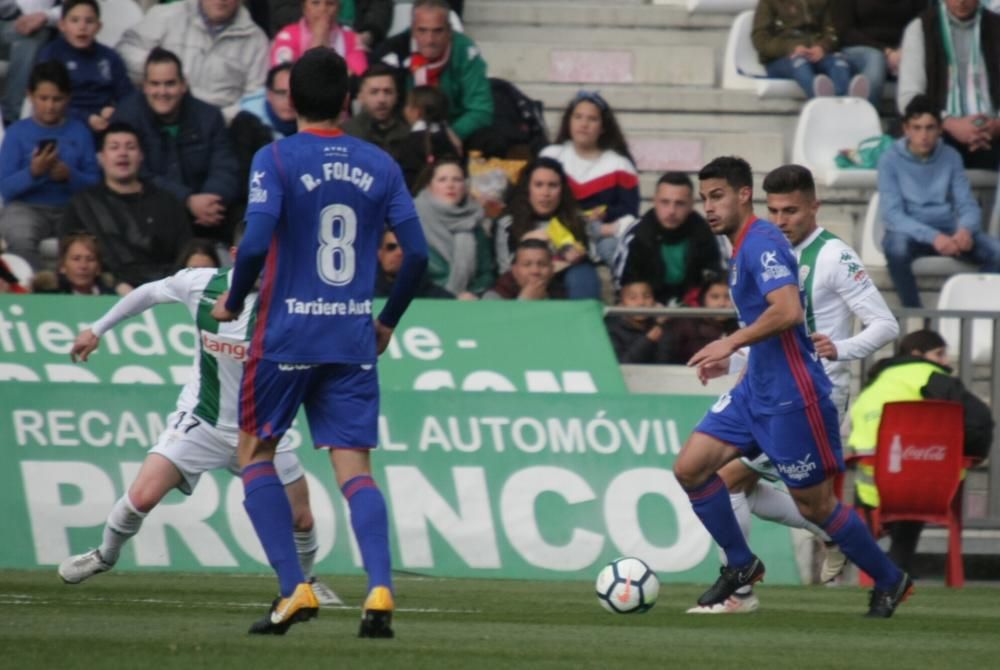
[888,434,903,473]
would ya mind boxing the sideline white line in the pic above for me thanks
[0,593,480,614]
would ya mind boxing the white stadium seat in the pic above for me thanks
[937,274,1000,364]
[792,97,882,188]
[721,10,802,98]
[1,253,33,286]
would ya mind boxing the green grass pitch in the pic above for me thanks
[2,570,998,669]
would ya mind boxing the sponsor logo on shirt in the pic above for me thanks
[776,454,818,482]
[201,332,249,362]
[249,171,267,203]
[284,297,373,316]
[711,392,732,414]
[839,251,869,285]
[760,250,791,282]
[903,445,947,462]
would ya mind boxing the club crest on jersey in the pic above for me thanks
[760,250,791,281]
[798,264,811,288]
[838,251,869,284]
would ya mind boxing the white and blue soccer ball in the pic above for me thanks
[595,556,659,614]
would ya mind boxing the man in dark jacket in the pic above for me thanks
[617,172,723,305]
[342,64,409,151]
[61,122,190,290]
[111,48,239,243]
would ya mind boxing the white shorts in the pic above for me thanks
[151,410,303,495]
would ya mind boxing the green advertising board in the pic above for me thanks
[0,385,800,583]
[0,296,626,393]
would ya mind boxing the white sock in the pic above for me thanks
[747,482,830,541]
[728,492,755,595]
[99,494,147,564]
[295,528,319,579]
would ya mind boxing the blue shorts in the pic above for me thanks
[240,358,379,448]
[694,384,844,489]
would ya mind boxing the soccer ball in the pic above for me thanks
[595,557,659,614]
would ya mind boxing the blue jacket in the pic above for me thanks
[36,36,134,124]
[877,137,981,245]
[111,91,239,205]
[0,117,100,206]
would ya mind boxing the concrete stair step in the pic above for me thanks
[479,41,715,86]
[468,25,729,49]
[465,1,735,29]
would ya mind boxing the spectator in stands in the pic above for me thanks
[396,85,461,189]
[112,48,240,244]
[237,63,297,140]
[61,122,191,291]
[482,238,563,301]
[36,0,134,134]
[373,0,493,147]
[117,0,269,121]
[0,257,28,293]
[832,0,928,107]
[413,157,494,298]
[494,156,600,300]
[341,63,409,151]
[177,238,221,269]
[878,94,1000,307]
[849,328,994,574]
[31,232,115,294]
[604,279,669,364]
[0,61,99,270]
[897,0,1000,169]
[617,172,723,306]
[662,274,738,365]
[752,0,869,99]
[541,91,639,267]
[270,0,367,75]
[374,227,453,298]
[270,0,393,52]
[0,0,56,126]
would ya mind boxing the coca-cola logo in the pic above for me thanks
[902,445,947,462]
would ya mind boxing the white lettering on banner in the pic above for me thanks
[500,466,604,570]
[44,363,100,383]
[412,415,680,456]
[386,466,500,569]
[21,460,117,563]
[603,468,711,571]
[378,415,409,451]
[903,445,947,461]
[119,462,238,567]
[110,365,165,385]
[12,409,162,449]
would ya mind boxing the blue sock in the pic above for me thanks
[342,474,392,593]
[242,462,304,598]
[684,474,754,569]
[821,502,902,591]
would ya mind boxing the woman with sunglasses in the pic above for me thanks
[540,91,639,268]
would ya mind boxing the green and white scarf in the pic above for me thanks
[938,0,993,117]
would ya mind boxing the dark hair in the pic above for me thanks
[898,329,947,355]
[28,60,71,94]
[903,94,942,124]
[507,157,586,249]
[266,62,293,91]
[61,0,99,19]
[555,91,635,164]
[145,47,185,81]
[407,85,449,124]
[762,164,816,199]
[513,238,553,262]
[290,47,348,123]
[176,238,221,270]
[698,272,729,306]
[97,121,140,150]
[698,156,753,192]
[657,171,694,191]
[414,0,452,13]
[412,155,466,195]
[358,62,398,89]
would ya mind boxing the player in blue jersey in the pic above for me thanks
[674,156,912,618]
[212,48,428,637]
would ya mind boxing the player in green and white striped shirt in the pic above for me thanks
[57,265,342,606]
[688,165,898,614]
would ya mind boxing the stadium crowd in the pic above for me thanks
[0,0,999,364]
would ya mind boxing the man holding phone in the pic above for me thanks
[0,61,99,270]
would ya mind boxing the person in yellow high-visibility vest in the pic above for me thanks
[848,329,994,572]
